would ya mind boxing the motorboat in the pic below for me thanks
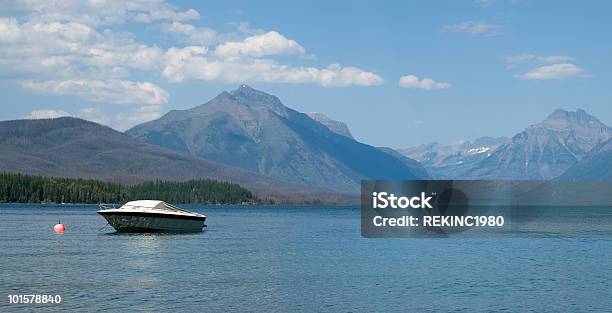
[97,200,206,232]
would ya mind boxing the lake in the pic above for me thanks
[1,204,611,312]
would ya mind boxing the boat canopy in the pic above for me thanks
[121,200,193,214]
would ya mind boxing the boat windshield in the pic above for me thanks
[121,201,195,214]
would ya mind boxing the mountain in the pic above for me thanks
[560,137,612,180]
[0,117,356,203]
[377,147,430,178]
[127,85,428,192]
[463,109,612,179]
[400,137,509,178]
[306,112,354,139]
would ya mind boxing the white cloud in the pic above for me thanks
[398,75,451,90]
[22,106,156,131]
[317,64,383,87]
[504,53,574,65]
[21,79,169,105]
[24,109,72,119]
[1,16,168,124]
[236,22,265,36]
[0,17,20,41]
[161,21,216,45]
[517,63,586,80]
[163,47,382,87]
[77,107,111,125]
[0,17,164,80]
[214,31,306,58]
[2,7,382,89]
[3,0,386,132]
[115,105,163,131]
[444,21,502,36]
[16,0,200,26]
[503,54,585,80]
[133,8,199,24]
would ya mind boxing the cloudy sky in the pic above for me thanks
[1,0,611,147]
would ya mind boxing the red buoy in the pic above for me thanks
[54,221,66,233]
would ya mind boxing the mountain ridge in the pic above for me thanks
[400,137,509,178]
[127,85,428,192]
[400,109,612,180]
[0,117,356,203]
[463,109,612,179]
[306,112,354,139]
[560,137,612,180]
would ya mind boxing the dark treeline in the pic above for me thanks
[0,172,254,204]
[128,180,254,204]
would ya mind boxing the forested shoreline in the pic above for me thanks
[0,173,255,204]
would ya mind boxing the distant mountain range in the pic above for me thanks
[127,85,428,192]
[0,117,356,203]
[400,137,509,178]
[401,109,612,180]
[4,86,611,202]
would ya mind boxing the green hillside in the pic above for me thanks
[0,172,254,204]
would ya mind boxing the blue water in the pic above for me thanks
[1,204,611,312]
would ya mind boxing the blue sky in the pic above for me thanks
[1,0,611,148]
